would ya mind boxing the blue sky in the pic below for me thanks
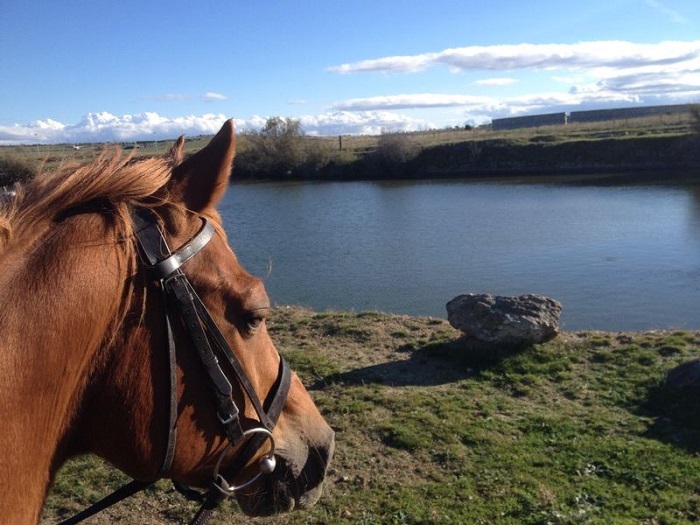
[2,0,700,144]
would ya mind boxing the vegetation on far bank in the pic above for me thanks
[42,308,700,524]
[4,109,700,187]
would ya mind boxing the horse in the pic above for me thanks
[0,120,335,524]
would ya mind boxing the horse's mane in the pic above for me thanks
[0,150,174,249]
[0,150,178,350]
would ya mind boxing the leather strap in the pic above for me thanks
[58,480,154,525]
[152,221,214,279]
[60,208,291,525]
[187,358,291,525]
[132,208,215,279]
[165,273,245,443]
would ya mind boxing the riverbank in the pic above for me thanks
[4,117,700,185]
[285,133,700,182]
[43,307,700,524]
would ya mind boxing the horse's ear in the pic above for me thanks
[168,120,236,211]
[167,135,186,166]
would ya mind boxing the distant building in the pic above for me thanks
[568,104,691,124]
[491,112,567,131]
[490,104,693,131]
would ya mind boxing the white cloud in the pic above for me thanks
[141,92,228,103]
[329,40,700,74]
[0,119,66,144]
[330,89,638,115]
[202,91,228,101]
[598,70,700,95]
[327,80,698,121]
[475,78,518,86]
[645,0,689,24]
[0,112,233,145]
[0,110,434,145]
[333,94,495,111]
[325,40,700,120]
[298,111,434,135]
[329,54,437,74]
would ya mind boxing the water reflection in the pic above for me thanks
[223,178,700,331]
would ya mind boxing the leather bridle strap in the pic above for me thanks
[132,207,215,279]
[132,208,263,446]
[164,272,246,443]
[58,208,291,525]
[58,480,155,525]
[133,208,293,521]
[131,208,290,461]
[188,357,292,525]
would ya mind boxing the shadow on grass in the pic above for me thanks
[310,337,520,389]
[641,381,700,454]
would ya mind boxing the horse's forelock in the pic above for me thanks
[8,151,173,237]
[0,150,178,346]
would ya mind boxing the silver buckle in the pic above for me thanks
[217,411,237,426]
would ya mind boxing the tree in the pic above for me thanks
[236,117,329,177]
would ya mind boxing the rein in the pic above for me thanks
[59,208,291,525]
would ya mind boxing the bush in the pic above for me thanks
[0,155,37,187]
[691,105,700,135]
[235,117,332,178]
[370,132,422,177]
[376,132,420,164]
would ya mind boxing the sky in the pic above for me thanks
[2,0,700,144]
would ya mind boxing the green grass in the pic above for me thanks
[41,311,700,524]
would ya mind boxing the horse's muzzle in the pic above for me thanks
[236,430,335,516]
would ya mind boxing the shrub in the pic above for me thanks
[0,155,37,187]
[690,104,700,135]
[376,132,420,164]
[235,117,332,178]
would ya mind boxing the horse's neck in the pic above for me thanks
[0,216,123,523]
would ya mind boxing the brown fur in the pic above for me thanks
[0,121,334,523]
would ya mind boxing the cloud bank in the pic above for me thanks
[0,112,236,145]
[329,88,666,120]
[0,111,433,145]
[328,40,700,74]
[3,40,699,144]
[326,40,700,118]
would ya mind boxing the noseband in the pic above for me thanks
[60,208,291,525]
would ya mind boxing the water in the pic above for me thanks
[218,177,700,331]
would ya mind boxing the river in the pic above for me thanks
[218,176,700,331]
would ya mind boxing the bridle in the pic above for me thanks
[60,208,291,525]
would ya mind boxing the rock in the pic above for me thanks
[446,293,562,348]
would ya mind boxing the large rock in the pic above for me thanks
[446,293,562,347]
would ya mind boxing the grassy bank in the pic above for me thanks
[42,308,700,524]
[5,112,700,186]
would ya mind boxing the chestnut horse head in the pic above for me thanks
[0,121,334,524]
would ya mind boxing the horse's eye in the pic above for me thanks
[247,316,264,331]
[244,309,268,334]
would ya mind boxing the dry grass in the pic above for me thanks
[5,111,696,177]
[41,308,700,525]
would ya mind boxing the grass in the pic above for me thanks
[3,111,697,180]
[41,308,700,524]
